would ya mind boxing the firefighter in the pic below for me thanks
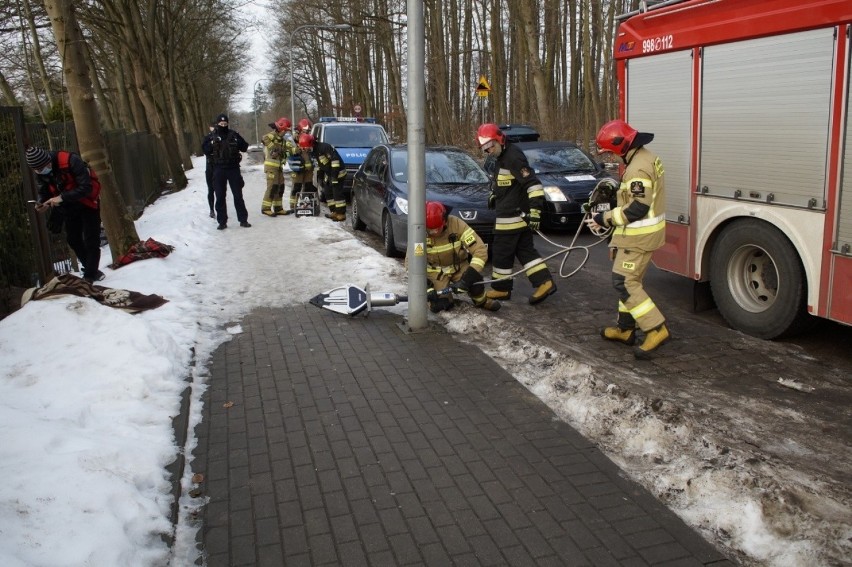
[409,201,501,313]
[585,119,669,359]
[476,123,556,305]
[260,117,292,216]
[300,133,347,221]
[297,118,312,135]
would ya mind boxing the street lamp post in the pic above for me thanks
[253,78,269,146]
[289,23,353,130]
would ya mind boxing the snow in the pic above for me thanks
[0,156,849,567]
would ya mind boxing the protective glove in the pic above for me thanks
[454,266,480,294]
[528,209,541,231]
[426,288,438,302]
[592,212,607,227]
[488,192,496,210]
[581,202,591,214]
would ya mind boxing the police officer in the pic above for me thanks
[476,123,556,305]
[585,119,669,359]
[412,201,501,313]
[260,117,292,216]
[202,114,251,230]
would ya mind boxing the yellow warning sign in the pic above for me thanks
[414,242,425,256]
[476,75,490,97]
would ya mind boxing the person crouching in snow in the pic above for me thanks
[406,201,501,313]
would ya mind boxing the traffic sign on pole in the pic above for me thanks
[476,75,490,97]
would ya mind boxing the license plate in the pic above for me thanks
[594,203,611,213]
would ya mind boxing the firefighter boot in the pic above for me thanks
[334,212,347,222]
[600,326,636,345]
[262,208,275,217]
[486,288,511,301]
[529,279,556,305]
[633,324,671,359]
[473,295,501,312]
[276,208,293,216]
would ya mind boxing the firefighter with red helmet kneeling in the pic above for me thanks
[409,201,501,313]
[476,123,556,305]
[585,119,670,359]
[261,117,292,216]
[300,133,348,221]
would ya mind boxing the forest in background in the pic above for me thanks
[1,0,645,170]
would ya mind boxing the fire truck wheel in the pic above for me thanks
[710,219,813,339]
[350,194,366,231]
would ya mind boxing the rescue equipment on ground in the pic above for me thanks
[294,188,320,217]
[309,283,408,316]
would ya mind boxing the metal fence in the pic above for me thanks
[0,105,170,318]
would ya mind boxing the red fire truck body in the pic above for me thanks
[614,0,852,338]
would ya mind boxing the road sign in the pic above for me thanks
[476,75,490,97]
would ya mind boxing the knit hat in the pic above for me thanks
[216,114,229,123]
[25,147,51,169]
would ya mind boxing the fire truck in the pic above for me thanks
[614,0,852,339]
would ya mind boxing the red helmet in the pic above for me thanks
[476,123,505,148]
[275,117,292,132]
[425,201,447,231]
[595,119,637,156]
[298,133,316,149]
[298,118,312,132]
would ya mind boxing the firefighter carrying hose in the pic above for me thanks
[585,119,670,359]
[476,123,556,305]
[406,201,501,313]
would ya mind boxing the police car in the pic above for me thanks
[311,117,389,202]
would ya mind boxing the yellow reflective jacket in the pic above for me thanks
[605,146,666,252]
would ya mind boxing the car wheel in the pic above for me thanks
[382,212,401,258]
[709,219,812,339]
[350,194,366,231]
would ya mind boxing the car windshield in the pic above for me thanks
[389,149,490,184]
[323,125,388,147]
[524,146,597,174]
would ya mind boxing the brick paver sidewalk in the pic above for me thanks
[193,305,732,566]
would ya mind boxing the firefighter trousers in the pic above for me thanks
[490,229,551,292]
[611,247,665,332]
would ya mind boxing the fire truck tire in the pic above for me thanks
[350,194,366,231]
[382,211,402,258]
[710,219,812,339]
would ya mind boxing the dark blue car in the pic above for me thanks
[515,140,620,231]
[351,144,495,257]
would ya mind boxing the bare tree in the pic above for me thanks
[41,0,139,261]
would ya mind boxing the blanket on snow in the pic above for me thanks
[22,273,168,314]
[108,238,175,269]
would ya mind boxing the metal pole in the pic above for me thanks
[289,24,353,127]
[405,0,428,331]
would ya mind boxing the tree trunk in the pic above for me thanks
[42,0,139,263]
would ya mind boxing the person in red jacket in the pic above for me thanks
[26,146,104,283]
